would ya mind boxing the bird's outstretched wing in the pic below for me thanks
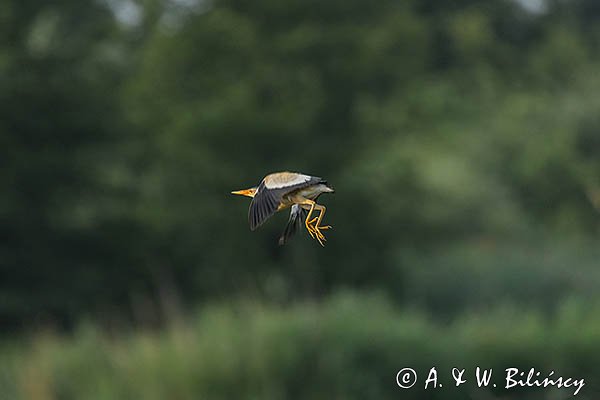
[248,172,321,231]
[278,205,308,245]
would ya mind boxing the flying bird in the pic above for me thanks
[231,172,334,246]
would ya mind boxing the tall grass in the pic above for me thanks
[3,292,600,400]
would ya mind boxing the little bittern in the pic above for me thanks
[231,172,334,246]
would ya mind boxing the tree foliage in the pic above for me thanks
[1,0,600,327]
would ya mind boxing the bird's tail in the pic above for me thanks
[278,205,307,246]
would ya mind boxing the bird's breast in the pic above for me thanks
[295,184,332,200]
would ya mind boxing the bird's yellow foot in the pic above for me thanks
[307,216,331,231]
[310,222,331,235]
[312,224,332,246]
[305,217,332,246]
[312,226,326,246]
[305,221,317,239]
[316,235,325,247]
[305,223,326,245]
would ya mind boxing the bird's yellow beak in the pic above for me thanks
[231,188,256,198]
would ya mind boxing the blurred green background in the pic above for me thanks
[2,0,600,398]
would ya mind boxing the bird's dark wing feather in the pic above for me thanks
[248,176,322,231]
[278,205,308,245]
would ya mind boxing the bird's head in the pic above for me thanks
[231,187,258,198]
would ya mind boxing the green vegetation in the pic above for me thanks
[3,0,599,324]
[3,293,599,400]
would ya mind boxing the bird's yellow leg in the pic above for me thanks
[298,199,328,246]
[310,205,331,245]
[307,214,327,241]
[302,201,317,238]
[308,208,331,230]
[305,213,324,241]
